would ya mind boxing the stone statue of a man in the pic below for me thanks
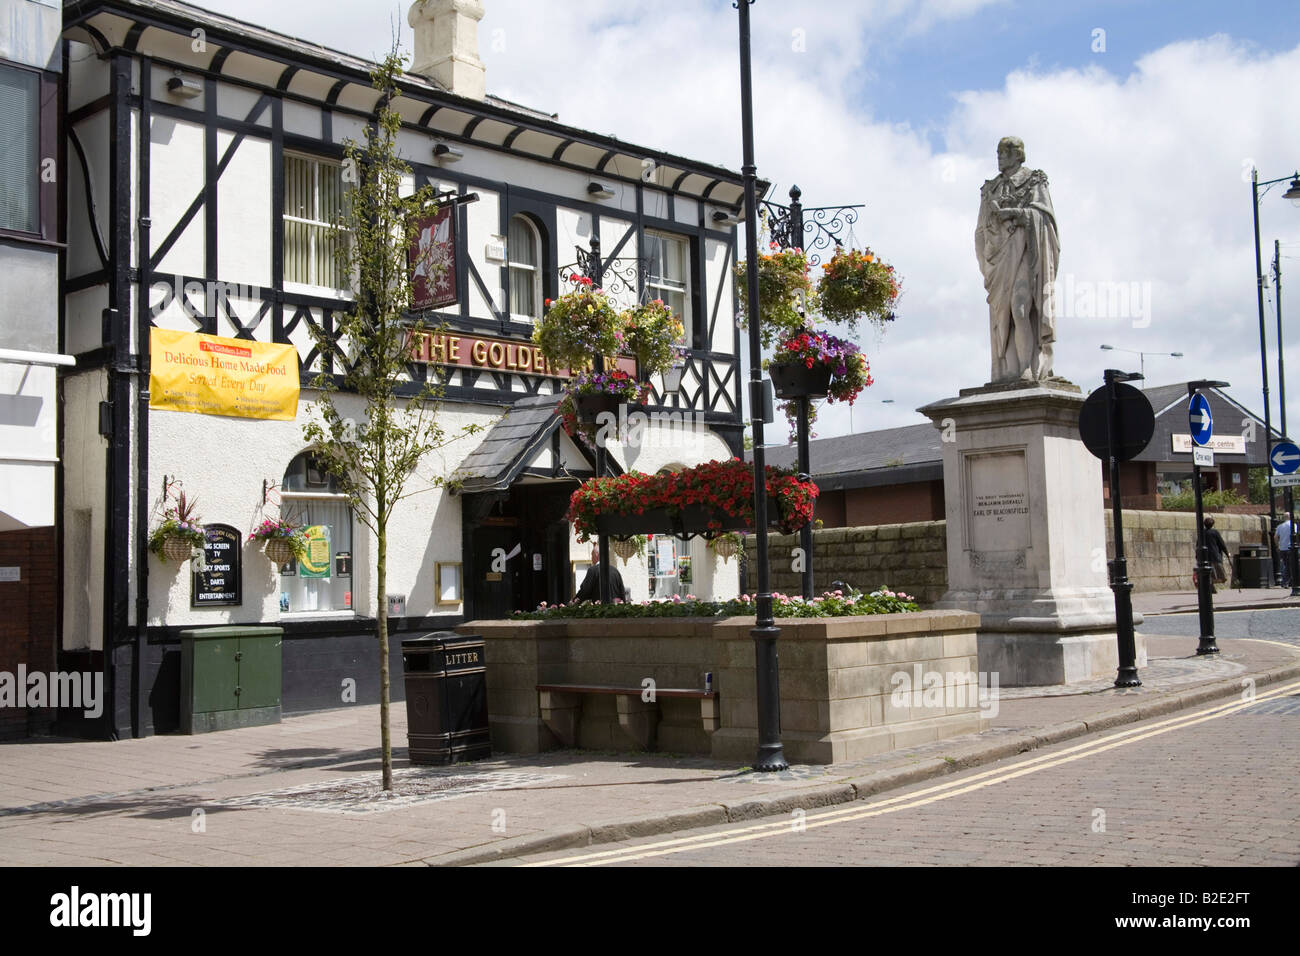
[975,136,1059,384]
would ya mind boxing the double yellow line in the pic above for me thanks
[523,676,1300,866]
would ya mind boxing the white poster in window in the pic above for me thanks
[656,538,676,576]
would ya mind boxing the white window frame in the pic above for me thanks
[282,151,352,298]
[507,214,543,322]
[644,230,692,331]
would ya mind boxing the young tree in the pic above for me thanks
[303,51,480,791]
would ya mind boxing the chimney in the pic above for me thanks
[408,0,487,100]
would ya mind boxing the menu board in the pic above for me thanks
[191,523,242,607]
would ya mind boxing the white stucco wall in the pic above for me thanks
[143,389,500,627]
[61,370,109,650]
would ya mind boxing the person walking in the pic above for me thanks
[1276,517,1297,588]
[1204,517,1228,592]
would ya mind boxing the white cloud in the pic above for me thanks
[194,1,1300,441]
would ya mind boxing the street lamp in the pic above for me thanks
[1250,166,1300,584]
[1098,344,1183,381]
[736,0,786,772]
[848,397,893,434]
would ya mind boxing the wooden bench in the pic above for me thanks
[536,683,719,751]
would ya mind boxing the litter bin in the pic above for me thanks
[402,632,490,765]
[1235,546,1273,589]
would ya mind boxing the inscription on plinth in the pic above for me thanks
[964,450,1031,555]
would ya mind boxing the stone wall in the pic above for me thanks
[1102,510,1270,592]
[742,522,949,604]
[739,511,1274,604]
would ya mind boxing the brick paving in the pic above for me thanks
[0,619,1295,866]
[511,694,1300,867]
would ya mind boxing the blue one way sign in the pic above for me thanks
[1271,441,1300,475]
[1188,392,1213,446]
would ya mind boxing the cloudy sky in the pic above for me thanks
[200,0,1300,442]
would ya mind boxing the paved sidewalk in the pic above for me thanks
[1,622,1297,866]
[1134,584,1300,616]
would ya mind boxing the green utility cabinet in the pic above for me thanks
[179,626,283,734]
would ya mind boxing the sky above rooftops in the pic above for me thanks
[190,0,1300,443]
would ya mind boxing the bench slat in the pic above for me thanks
[537,683,716,700]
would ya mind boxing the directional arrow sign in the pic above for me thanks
[1270,440,1300,475]
[1188,392,1214,447]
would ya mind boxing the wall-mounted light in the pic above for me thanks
[587,182,615,200]
[711,209,742,226]
[166,75,202,99]
[433,143,464,163]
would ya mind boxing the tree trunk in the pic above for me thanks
[377,516,392,791]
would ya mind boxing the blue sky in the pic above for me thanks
[865,0,1300,139]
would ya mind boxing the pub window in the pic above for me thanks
[278,451,354,614]
[508,214,542,321]
[0,63,41,235]
[644,231,691,337]
[283,153,350,292]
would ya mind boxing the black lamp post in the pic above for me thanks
[1271,240,1300,596]
[736,0,786,771]
[1249,167,1300,585]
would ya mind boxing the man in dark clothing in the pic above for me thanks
[1204,517,1228,589]
[574,546,628,603]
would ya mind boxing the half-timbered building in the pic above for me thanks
[59,0,748,737]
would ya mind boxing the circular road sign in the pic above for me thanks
[1188,391,1214,446]
[1271,440,1300,475]
[1079,382,1156,462]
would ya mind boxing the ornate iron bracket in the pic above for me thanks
[760,185,864,266]
[559,246,651,302]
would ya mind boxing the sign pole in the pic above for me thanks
[1104,370,1141,687]
[1188,383,1226,655]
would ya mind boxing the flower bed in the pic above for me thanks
[513,586,919,619]
[567,459,817,540]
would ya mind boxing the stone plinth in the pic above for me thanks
[920,383,1145,685]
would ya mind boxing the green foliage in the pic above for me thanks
[513,585,919,620]
[622,299,686,378]
[531,276,621,371]
[735,244,814,347]
[1160,488,1247,511]
[1248,468,1271,505]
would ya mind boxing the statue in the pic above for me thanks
[975,136,1059,384]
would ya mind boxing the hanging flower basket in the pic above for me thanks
[263,538,297,566]
[559,368,641,442]
[569,459,818,542]
[162,536,197,563]
[610,536,644,563]
[818,246,900,329]
[623,299,686,379]
[769,360,832,399]
[148,489,205,565]
[576,391,621,423]
[735,243,814,347]
[532,276,622,372]
[248,517,307,567]
[708,533,741,563]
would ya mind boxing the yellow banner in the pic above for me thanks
[149,328,299,420]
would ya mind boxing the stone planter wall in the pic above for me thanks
[456,609,986,765]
